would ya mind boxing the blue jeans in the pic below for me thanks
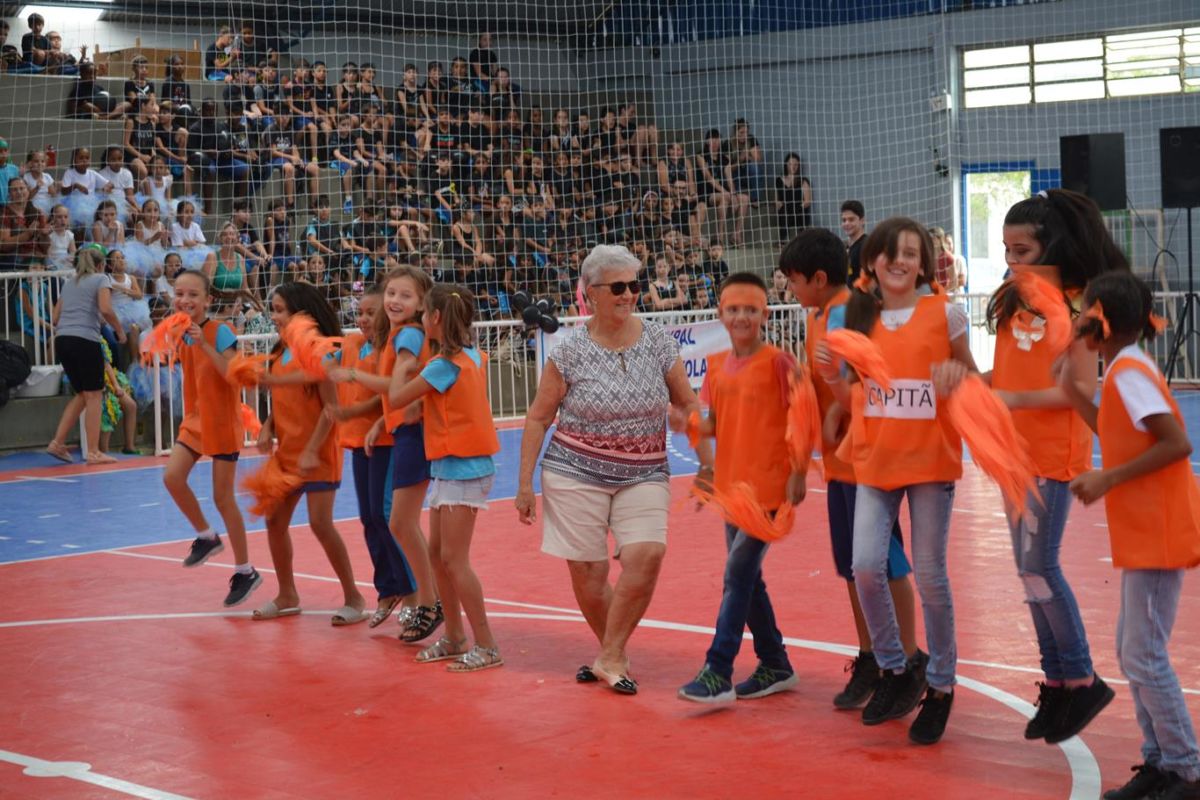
[1118,569,1200,782]
[1008,479,1094,681]
[853,482,957,690]
[352,446,415,599]
[827,479,912,581]
[704,523,791,680]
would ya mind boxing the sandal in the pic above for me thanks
[398,601,444,643]
[447,645,504,673]
[368,596,402,629]
[395,605,417,628]
[576,665,599,683]
[415,636,469,663]
[86,453,118,466]
[592,662,639,695]
[45,441,74,464]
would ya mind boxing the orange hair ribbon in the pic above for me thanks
[853,272,873,293]
[946,375,1040,520]
[825,328,892,390]
[1083,301,1111,340]
[692,481,796,543]
[1149,312,1168,333]
[139,312,193,368]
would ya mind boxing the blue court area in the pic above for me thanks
[0,428,702,564]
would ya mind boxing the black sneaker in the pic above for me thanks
[834,651,881,709]
[223,568,263,607]
[1103,764,1168,800]
[1045,675,1116,744]
[908,688,954,745]
[1025,682,1068,740]
[182,535,224,567]
[908,648,930,680]
[1157,772,1200,800]
[862,666,927,726]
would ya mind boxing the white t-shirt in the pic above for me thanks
[144,175,173,211]
[879,301,969,340]
[22,172,54,197]
[98,166,135,195]
[1107,344,1171,433]
[170,221,205,247]
[46,229,74,270]
[61,168,111,193]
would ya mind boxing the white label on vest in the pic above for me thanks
[863,378,937,419]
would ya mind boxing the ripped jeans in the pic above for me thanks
[1008,478,1094,682]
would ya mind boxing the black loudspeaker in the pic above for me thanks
[1161,127,1200,209]
[1059,133,1127,211]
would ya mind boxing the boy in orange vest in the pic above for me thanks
[780,228,922,711]
[1062,271,1200,800]
[676,272,803,703]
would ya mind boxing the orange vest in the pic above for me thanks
[268,349,342,484]
[336,332,387,449]
[848,294,962,490]
[177,319,243,456]
[378,323,430,432]
[707,346,793,509]
[805,288,855,483]
[991,273,1092,481]
[1098,355,1200,569]
[422,349,500,462]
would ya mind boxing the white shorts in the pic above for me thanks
[428,475,494,511]
[540,468,670,562]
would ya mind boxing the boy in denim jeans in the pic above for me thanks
[676,272,802,704]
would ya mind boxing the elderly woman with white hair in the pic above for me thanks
[516,244,710,695]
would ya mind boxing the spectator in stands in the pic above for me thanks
[358,62,392,140]
[465,152,499,212]
[205,221,249,315]
[335,61,360,118]
[252,61,282,126]
[840,199,866,280]
[327,114,362,214]
[647,252,686,311]
[1,21,20,70]
[310,61,336,143]
[161,55,194,117]
[123,55,155,111]
[461,103,494,163]
[620,103,659,169]
[123,99,158,182]
[548,108,574,155]
[231,198,268,289]
[469,32,499,92]
[222,67,258,124]
[657,141,707,247]
[354,105,391,199]
[449,204,494,278]
[422,151,458,225]
[489,67,520,119]
[775,152,812,245]
[695,129,737,246]
[945,232,967,292]
[523,105,549,153]
[1,177,49,271]
[44,32,83,75]
[237,23,266,74]
[47,247,124,465]
[204,25,238,82]
[266,108,320,209]
[0,140,19,206]
[285,59,320,165]
[339,202,376,271]
[263,199,300,284]
[447,56,475,119]
[523,195,553,267]
[421,60,448,120]
[153,101,192,197]
[188,99,251,204]
[726,118,765,206]
[573,111,599,162]
[98,146,138,220]
[704,240,729,288]
[21,150,57,208]
[21,12,49,69]
[396,63,433,157]
[61,147,113,204]
[304,196,338,263]
[65,61,128,120]
[928,226,961,294]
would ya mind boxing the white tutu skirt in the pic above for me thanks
[171,195,205,220]
[113,297,152,331]
[62,192,132,229]
[120,240,167,278]
[178,246,214,271]
[126,361,183,415]
[30,191,58,216]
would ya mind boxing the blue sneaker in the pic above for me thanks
[678,666,735,704]
[735,664,799,699]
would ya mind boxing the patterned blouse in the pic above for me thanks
[542,320,679,486]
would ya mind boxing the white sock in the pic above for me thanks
[234,563,254,575]
[196,528,217,541]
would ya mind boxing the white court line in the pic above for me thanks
[14,475,79,484]
[0,609,1100,800]
[90,508,112,513]
[0,748,192,800]
[36,514,60,519]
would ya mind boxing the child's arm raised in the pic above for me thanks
[1071,413,1191,505]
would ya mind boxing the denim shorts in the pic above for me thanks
[428,475,494,510]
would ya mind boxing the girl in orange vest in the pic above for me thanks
[986,189,1124,743]
[163,269,261,608]
[386,283,503,672]
[331,266,441,642]
[1060,271,1200,800]
[816,217,975,745]
[252,282,367,625]
[328,284,416,627]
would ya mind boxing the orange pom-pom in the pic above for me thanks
[140,312,192,367]
[239,403,262,438]
[226,352,268,386]
[693,481,795,543]
[1013,271,1073,354]
[825,329,892,390]
[946,375,1040,519]
[239,458,303,518]
[282,314,343,379]
[786,366,823,477]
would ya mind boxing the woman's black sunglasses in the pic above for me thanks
[592,281,642,296]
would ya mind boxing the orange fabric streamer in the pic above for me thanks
[1149,312,1169,333]
[239,403,263,438]
[946,374,1040,519]
[693,481,796,543]
[282,314,343,379]
[139,312,193,368]
[1083,301,1112,340]
[853,272,873,293]
[1011,271,1073,355]
[825,328,892,390]
[226,352,268,386]
[239,458,303,518]
[786,366,823,477]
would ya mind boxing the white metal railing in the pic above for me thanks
[1,269,66,366]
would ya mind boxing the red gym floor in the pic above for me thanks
[1,463,1197,799]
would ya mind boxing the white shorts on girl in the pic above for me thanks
[428,475,494,511]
